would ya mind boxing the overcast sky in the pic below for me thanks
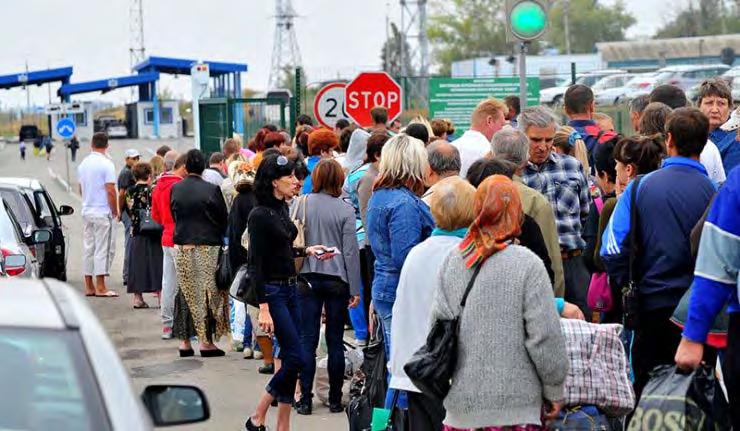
[0,0,675,108]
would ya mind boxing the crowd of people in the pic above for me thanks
[74,76,740,431]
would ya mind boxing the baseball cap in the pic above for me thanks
[125,149,141,159]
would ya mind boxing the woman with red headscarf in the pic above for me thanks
[431,175,568,431]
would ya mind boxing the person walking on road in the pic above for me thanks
[601,108,716,398]
[366,133,435,409]
[451,98,507,177]
[519,106,591,317]
[244,153,334,431]
[170,149,230,357]
[295,159,362,416]
[118,148,141,286]
[151,151,186,340]
[68,135,79,162]
[125,161,163,309]
[433,175,568,431]
[78,132,118,298]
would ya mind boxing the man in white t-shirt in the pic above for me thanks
[77,132,119,297]
[451,98,507,177]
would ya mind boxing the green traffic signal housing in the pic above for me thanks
[505,0,549,42]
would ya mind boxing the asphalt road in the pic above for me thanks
[0,139,348,430]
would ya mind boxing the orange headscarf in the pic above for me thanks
[459,175,523,269]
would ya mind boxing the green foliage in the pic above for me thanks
[548,0,635,53]
[655,0,740,38]
[427,0,509,75]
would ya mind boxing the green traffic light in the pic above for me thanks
[510,1,547,40]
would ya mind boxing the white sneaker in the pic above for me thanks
[243,347,254,359]
[253,350,264,360]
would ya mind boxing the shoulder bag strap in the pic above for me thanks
[459,263,484,308]
[627,175,643,284]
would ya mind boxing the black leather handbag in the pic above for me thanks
[215,246,232,291]
[403,264,482,401]
[137,207,163,235]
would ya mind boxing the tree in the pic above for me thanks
[655,0,740,38]
[548,0,635,54]
[427,0,510,76]
[381,22,414,77]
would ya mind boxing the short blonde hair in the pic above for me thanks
[374,133,429,196]
[429,177,476,231]
[471,98,507,127]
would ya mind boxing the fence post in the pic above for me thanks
[571,62,576,85]
[292,67,302,137]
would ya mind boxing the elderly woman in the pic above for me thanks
[295,159,362,415]
[366,133,435,408]
[302,128,339,194]
[390,176,476,430]
[434,175,568,431]
[245,154,333,431]
[170,149,230,357]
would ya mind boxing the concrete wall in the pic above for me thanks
[136,101,181,139]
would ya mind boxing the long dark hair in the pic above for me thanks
[254,153,297,204]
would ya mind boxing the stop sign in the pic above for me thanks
[344,72,403,128]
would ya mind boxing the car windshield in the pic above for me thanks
[0,328,110,431]
[0,190,36,235]
[576,74,608,87]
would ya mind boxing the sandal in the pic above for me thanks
[133,302,150,309]
[95,291,119,297]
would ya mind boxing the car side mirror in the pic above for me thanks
[32,229,52,244]
[4,254,26,269]
[58,205,75,216]
[141,385,209,427]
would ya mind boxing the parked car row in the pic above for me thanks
[541,64,738,107]
[0,177,72,280]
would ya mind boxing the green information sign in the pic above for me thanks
[428,77,540,132]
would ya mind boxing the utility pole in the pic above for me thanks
[385,1,391,72]
[519,43,528,108]
[129,0,146,100]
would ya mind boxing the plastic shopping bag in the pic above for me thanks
[627,364,730,431]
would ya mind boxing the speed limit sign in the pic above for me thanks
[313,82,351,129]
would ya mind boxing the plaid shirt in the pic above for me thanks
[522,152,590,251]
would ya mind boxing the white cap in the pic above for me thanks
[125,149,141,159]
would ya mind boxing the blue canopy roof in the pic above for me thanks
[58,72,160,97]
[133,56,247,76]
[0,67,73,90]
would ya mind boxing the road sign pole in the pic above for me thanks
[519,42,528,109]
[64,140,71,192]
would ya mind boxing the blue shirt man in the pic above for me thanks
[600,107,716,396]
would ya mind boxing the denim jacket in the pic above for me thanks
[366,187,434,303]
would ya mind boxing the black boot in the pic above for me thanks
[294,394,312,415]
[329,401,345,413]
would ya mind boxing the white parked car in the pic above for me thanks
[654,64,731,91]
[592,74,637,106]
[0,279,210,430]
[106,122,128,139]
[539,69,627,105]
[622,73,661,101]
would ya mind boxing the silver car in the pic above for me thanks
[592,73,637,106]
[539,69,627,105]
[654,64,731,91]
[0,198,49,278]
[0,279,210,430]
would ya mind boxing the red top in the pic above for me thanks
[151,173,182,247]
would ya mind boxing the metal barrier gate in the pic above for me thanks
[199,97,291,156]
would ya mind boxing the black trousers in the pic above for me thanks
[724,313,740,429]
[632,307,683,399]
[360,246,375,322]
[407,391,444,431]
[563,254,591,318]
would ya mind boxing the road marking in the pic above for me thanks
[48,167,82,203]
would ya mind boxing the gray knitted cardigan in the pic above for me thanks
[432,245,568,429]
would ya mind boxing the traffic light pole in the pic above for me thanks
[519,42,528,108]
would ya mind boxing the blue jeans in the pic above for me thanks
[348,289,368,342]
[372,298,408,410]
[263,282,304,404]
[242,310,253,349]
[298,274,348,404]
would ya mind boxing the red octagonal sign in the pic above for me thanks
[344,72,403,128]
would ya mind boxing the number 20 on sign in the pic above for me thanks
[314,82,351,129]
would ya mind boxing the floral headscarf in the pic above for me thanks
[459,175,523,269]
[230,160,256,191]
